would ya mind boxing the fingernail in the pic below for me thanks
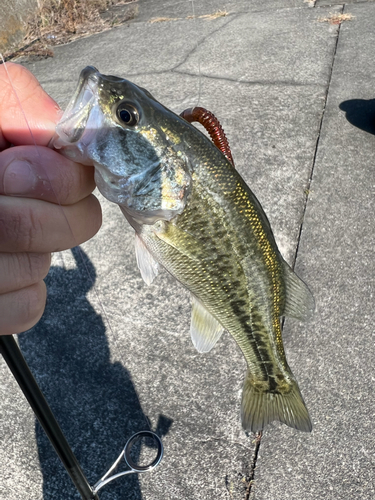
[4,160,37,195]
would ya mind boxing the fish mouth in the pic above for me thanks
[53,66,100,145]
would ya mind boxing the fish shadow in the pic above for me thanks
[18,246,172,500]
[339,98,375,135]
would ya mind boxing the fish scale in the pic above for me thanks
[194,152,289,374]
[51,66,314,433]
[142,165,288,384]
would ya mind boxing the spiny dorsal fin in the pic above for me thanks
[190,294,225,353]
[282,262,315,321]
[134,233,159,285]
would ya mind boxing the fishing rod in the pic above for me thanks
[0,335,97,499]
[0,334,163,499]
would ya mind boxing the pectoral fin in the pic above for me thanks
[190,294,224,353]
[282,262,315,321]
[134,233,159,285]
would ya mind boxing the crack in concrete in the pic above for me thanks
[170,12,239,73]
[244,431,262,500]
[173,69,319,88]
[244,5,344,500]
[293,4,344,268]
[40,70,319,92]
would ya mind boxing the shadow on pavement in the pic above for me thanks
[18,246,172,500]
[339,98,375,135]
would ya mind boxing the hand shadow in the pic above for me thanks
[339,98,375,135]
[18,246,172,500]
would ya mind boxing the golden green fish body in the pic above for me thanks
[52,67,314,432]
[140,134,312,432]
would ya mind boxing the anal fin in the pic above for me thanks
[134,233,159,285]
[190,294,224,353]
[283,262,315,321]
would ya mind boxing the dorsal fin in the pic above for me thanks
[190,294,225,353]
[282,262,315,321]
[134,233,159,285]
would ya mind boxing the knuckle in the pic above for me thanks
[60,168,76,203]
[23,253,51,283]
[21,282,47,327]
[0,253,50,294]
[0,203,42,252]
[26,208,43,252]
[0,282,46,335]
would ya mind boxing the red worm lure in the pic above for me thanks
[180,106,235,167]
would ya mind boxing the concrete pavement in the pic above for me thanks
[0,1,374,499]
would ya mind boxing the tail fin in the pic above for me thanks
[241,371,312,433]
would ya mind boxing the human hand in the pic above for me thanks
[0,63,102,335]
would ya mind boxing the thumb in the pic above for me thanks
[0,62,62,148]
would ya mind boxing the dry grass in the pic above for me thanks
[150,10,229,23]
[318,12,355,25]
[189,10,229,20]
[149,17,180,23]
[5,0,136,60]
[6,2,228,60]
[199,10,228,20]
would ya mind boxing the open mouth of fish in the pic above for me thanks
[51,66,128,161]
[54,66,100,145]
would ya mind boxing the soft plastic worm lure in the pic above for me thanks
[180,106,235,167]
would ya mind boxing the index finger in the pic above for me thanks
[0,145,96,205]
[0,62,62,149]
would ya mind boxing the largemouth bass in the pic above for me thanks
[51,67,314,433]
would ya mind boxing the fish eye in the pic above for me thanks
[116,103,139,126]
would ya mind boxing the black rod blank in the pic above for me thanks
[0,334,99,500]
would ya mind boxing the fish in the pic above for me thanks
[51,66,315,433]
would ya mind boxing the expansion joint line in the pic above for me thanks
[244,431,262,500]
[293,4,344,268]
[245,7,344,499]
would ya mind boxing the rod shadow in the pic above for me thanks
[339,98,375,135]
[18,246,172,500]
